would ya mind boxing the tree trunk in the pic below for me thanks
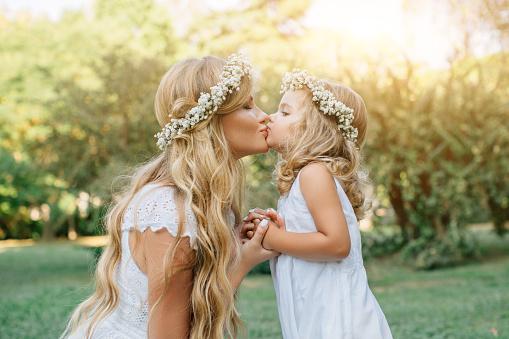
[68,213,77,240]
[41,204,54,241]
[41,221,54,241]
[389,181,418,242]
[488,196,508,236]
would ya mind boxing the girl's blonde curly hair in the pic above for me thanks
[275,79,371,220]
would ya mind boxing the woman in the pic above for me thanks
[63,54,277,339]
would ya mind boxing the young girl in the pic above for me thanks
[245,69,392,338]
[62,54,277,339]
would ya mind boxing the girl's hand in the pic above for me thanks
[243,207,269,222]
[265,208,286,231]
[260,218,282,251]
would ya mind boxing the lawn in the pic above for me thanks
[0,230,508,339]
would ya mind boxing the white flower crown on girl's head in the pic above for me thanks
[280,69,358,142]
[155,54,253,150]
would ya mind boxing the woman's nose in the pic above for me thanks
[257,109,269,124]
[268,113,276,123]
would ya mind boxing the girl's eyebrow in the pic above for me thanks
[279,102,293,110]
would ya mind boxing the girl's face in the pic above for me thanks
[266,90,305,152]
[222,97,269,159]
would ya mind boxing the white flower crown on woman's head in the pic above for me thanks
[281,69,358,142]
[155,54,253,150]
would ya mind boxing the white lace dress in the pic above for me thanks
[270,171,393,339]
[69,183,198,339]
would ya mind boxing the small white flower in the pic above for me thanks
[155,54,253,150]
[281,69,358,142]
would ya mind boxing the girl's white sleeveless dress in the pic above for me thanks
[270,170,393,339]
[69,183,198,338]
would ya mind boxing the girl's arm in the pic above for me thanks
[262,163,351,261]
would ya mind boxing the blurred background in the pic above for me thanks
[1,0,508,267]
[0,0,508,337]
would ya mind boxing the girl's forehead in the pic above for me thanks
[280,90,305,108]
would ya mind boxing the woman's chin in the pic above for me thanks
[258,145,269,154]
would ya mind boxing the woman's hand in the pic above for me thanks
[240,219,279,266]
[231,220,279,290]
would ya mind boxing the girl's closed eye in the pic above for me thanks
[282,111,289,116]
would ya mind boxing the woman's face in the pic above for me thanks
[222,97,269,159]
[266,90,305,153]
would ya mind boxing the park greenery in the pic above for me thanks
[0,0,508,269]
[1,228,508,338]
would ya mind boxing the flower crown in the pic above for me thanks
[281,69,358,142]
[155,54,253,150]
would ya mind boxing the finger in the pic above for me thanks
[240,223,255,234]
[275,213,286,231]
[251,219,269,243]
[244,212,268,223]
[250,207,268,215]
[243,214,256,223]
[266,208,286,230]
[243,213,259,223]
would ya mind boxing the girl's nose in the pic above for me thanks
[268,113,276,123]
[257,109,269,124]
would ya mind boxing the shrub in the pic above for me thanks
[401,226,479,270]
[361,227,405,261]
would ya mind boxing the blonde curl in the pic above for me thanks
[275,80,371,220]
[64,56,252,339]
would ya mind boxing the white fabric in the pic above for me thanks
[270,170,393,339]
[69,183,197,339]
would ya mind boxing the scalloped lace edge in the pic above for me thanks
[122,224,197,249]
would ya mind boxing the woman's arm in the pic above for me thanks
[262,163,351,261]
[144,229,194,339]
[230,222,278,290]
[143,223,277,338]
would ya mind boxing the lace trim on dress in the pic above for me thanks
[120,183,198,249]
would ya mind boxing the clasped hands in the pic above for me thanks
[239,207,286,248]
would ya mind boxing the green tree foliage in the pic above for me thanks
[0,150,47,239]
[353,53,508,268]
[0,1,178,239]
[0,0,507,271]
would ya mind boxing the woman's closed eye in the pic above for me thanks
[282,111,289,116]
[243,97,254,110]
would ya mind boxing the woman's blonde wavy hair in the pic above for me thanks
[63,56,253,338]
[275,79,371,219]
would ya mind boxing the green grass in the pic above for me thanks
[1,230,508,338]
[0,244,96,338]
